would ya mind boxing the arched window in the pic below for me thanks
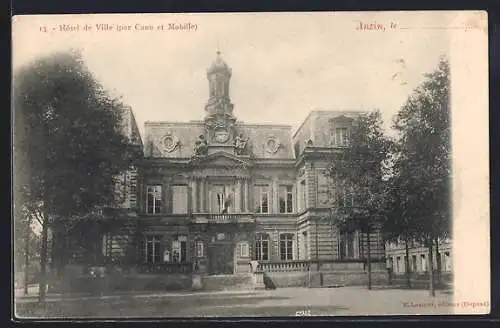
[254,234,270,261]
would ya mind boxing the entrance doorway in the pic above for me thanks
[208,241,234,275]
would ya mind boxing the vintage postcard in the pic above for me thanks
[12,11,489,318]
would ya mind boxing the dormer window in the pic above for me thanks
[329,116,352,147]
[333,127,350,146]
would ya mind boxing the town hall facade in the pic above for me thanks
[99,52,386,281]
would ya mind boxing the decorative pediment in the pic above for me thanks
[330,115,354,125]
[190,151,252,168]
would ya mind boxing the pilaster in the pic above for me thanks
[272,177,278,214]
[200,178,206,212]
[244,178,250,213]
[235,179,242,213]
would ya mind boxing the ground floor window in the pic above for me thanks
[173,235,188,263]
[339,230,356,260]
[421,254,427,272]
[279,233,294,260]
[254,234,269,261]
[145,235,162,264]
[195,240,204,258]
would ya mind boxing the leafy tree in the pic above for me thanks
[383,151,419,288]
[390,57,451,296]
[13,50,140,301]
[329,110,393,289]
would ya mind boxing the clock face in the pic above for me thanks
[214,129,230,143]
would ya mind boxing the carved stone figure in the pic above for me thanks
[234,133,248,155]
[194,134,208,156]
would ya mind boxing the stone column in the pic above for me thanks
[235,179,241,213]
[200,178,205,212]
[192,178,198,212]
[187,179,193,214]
[244,178,249,213]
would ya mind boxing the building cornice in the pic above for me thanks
[294,147,343,167]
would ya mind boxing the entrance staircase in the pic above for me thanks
[200,273,254,291]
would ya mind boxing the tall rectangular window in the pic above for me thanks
[253,186,269,213]
[421,254,427,272]
[211,184,233,213]
[102,234,111,257]
[279,234,294,260]
[195,240,204,258]
[146,185,162,214]
[335,128,349,146]
[172,185,188,214]
[339,230,355,260]
[254,234,269,261]
[145,235,162,264]
[279,185,294,213]
[172,235,188,263]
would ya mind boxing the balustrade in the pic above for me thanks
[137,262,193,274]
[191,213,255,224]
[208,213,236,223]
[259,260,311,272]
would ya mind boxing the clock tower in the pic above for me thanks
[203,51,237,147]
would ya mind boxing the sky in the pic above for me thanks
[13,12,458,140]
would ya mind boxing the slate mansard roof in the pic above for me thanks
[143,120,294,159]
[143,109,367,160]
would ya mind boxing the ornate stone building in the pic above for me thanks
[101,52,386,284]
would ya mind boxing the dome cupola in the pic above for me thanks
[207,51,232,76]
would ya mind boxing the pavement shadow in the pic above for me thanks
[15,294,293,319]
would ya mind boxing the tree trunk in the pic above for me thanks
[38,219,49,301]
[367,227,372,290]
[405,238,411,288]
[435,238,441,286]
[428,241,435,297]
[24,217,31,295]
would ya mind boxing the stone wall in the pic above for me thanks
[200,273,254,291]
[309,271,388,287]
[50,270,193,293]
